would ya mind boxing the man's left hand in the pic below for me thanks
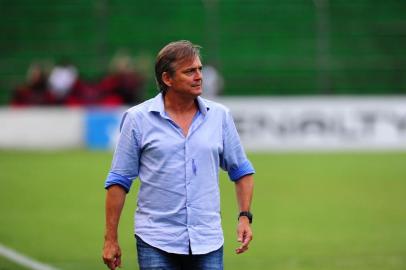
[236,216,253,254]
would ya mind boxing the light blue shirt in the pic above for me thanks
[105,93,255,255]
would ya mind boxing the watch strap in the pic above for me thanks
[238,211,253,224]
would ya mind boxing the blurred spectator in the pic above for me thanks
[11,52,148,107]
[98,50,146,106]
[202,64,224,98]
[48,59,103,107]
[64,78,101,107]
[48,59,79,103]
[11,62,56,106]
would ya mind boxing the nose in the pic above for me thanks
[195,69,202,80]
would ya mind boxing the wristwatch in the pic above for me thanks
[238,211,253,224]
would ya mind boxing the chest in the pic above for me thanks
[139,113,223,158]
[167,111,196,137]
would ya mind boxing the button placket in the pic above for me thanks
[184,138,192,228]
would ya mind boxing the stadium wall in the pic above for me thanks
[1,97,406,151]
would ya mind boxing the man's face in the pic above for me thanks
[164,57,203,97]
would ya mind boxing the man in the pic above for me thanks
[102,40,255,270]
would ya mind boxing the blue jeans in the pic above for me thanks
[135,235,223,270]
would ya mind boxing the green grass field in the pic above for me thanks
[0,151,405,270]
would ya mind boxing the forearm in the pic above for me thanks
[234,173,254,254]
[104,185,127,241]
[235,174,254,212]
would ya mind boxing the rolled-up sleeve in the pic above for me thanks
[104,111,141,192]
[220,110,255,181]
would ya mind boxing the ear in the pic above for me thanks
[162,72,172,88]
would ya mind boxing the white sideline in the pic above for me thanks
[0,243,60,270]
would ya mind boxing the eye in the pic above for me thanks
[184,69,194,76]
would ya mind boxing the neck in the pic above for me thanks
[163,90,198,114]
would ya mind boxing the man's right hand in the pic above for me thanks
[102,240,122,270]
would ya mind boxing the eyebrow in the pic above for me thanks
[183,66,203,72]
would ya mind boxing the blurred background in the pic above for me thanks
[1,0,405,105]
[0,1,406,270]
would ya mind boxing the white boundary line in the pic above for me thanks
[0,243,60,270]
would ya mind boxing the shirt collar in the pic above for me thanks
[148,93,165,115]
[148,93,210,116]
